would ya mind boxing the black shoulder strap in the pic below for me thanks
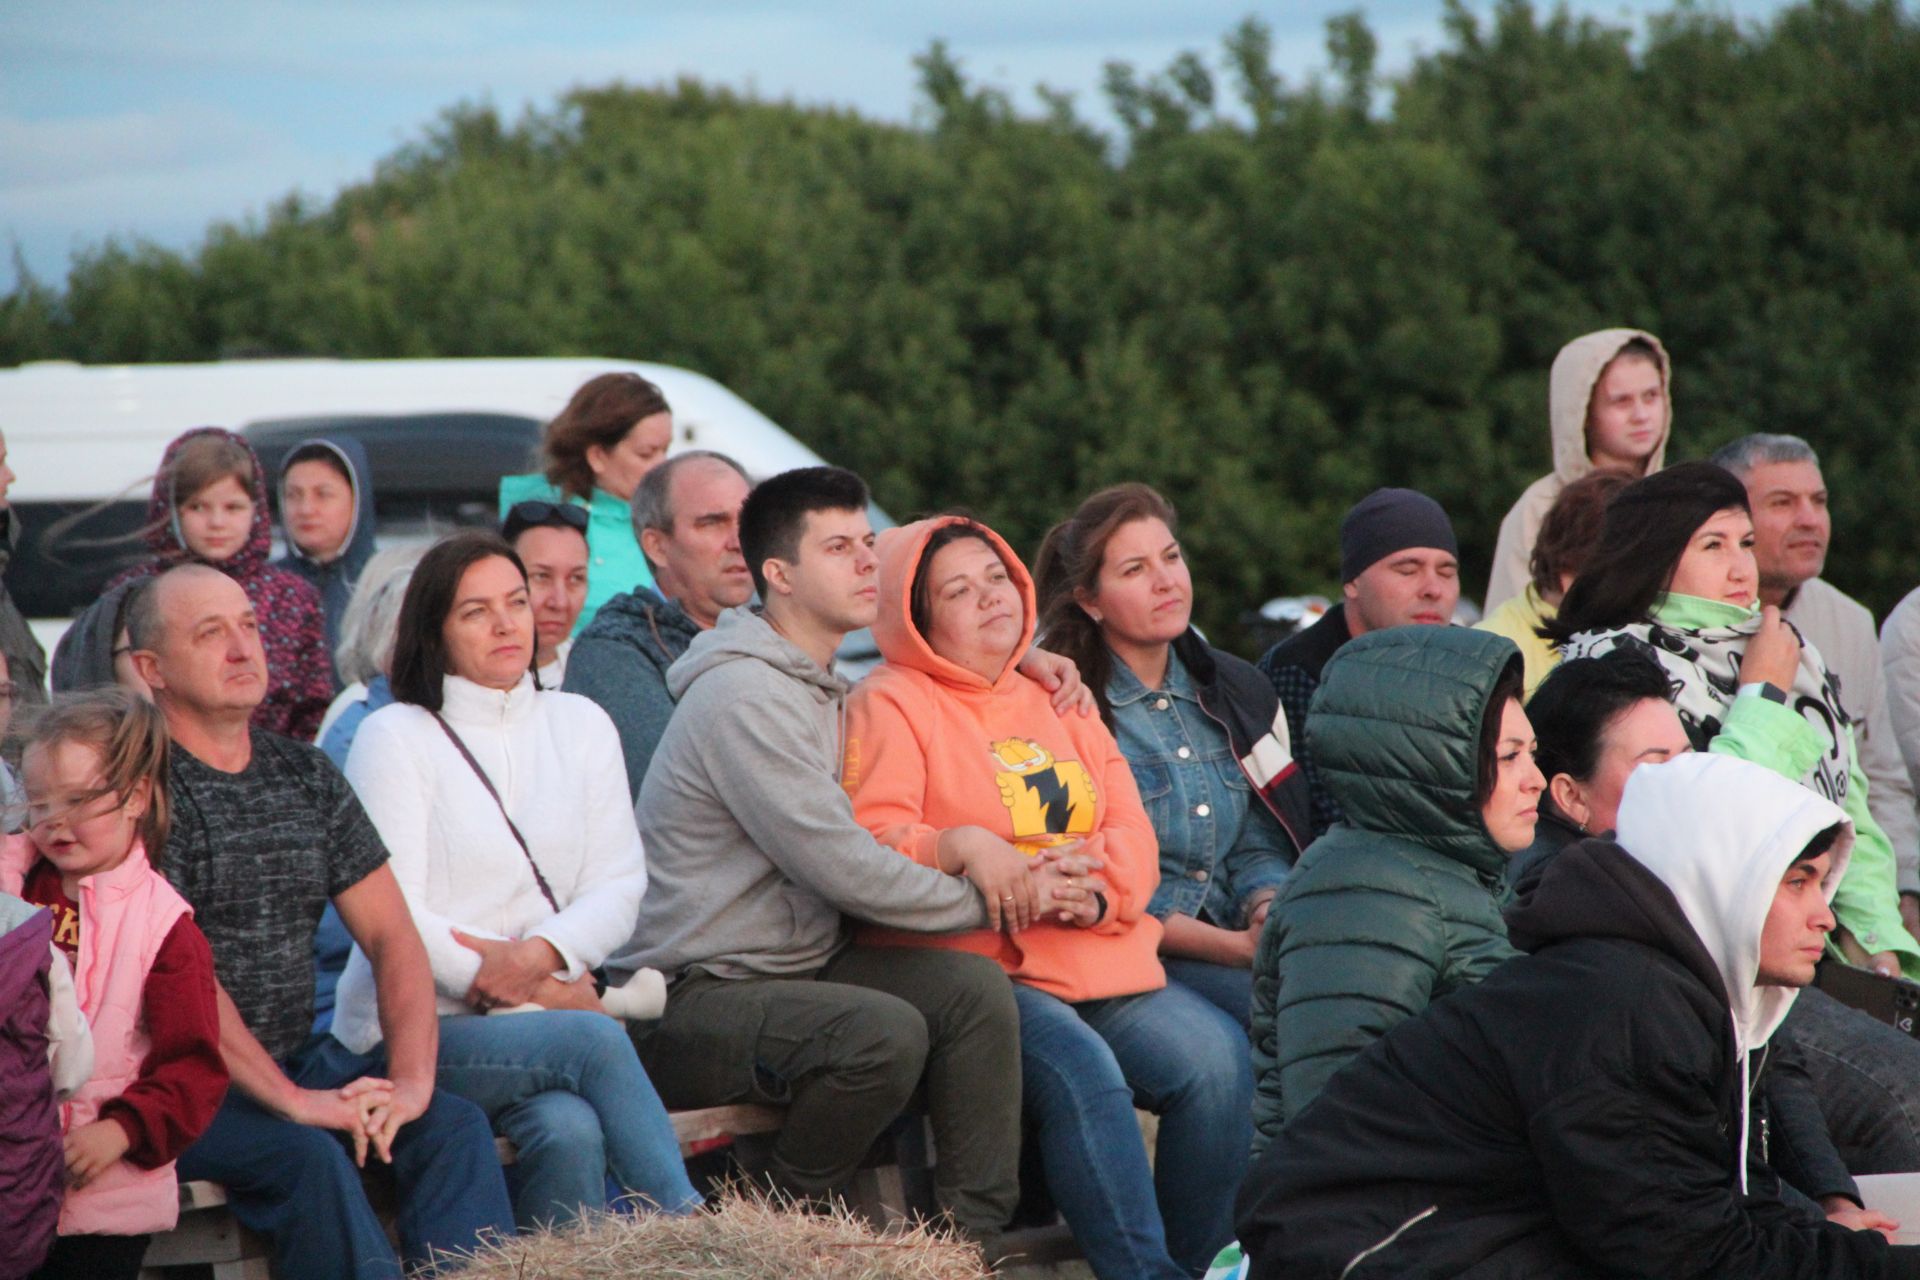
[430,712,560,913]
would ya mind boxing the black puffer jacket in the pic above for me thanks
[1238,817,1920,1277]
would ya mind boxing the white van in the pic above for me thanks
[0,357,884,660]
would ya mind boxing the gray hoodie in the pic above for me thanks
[610,606,987,982]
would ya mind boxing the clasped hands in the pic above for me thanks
[939,825,1109,933]
[452,929,603,1014]
[285,1074,431,1168]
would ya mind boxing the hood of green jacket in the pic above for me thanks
[1308,625,1523,878]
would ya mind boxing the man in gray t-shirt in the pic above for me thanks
[134,565,510,1278]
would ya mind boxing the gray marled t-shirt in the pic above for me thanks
[164,732,388,1061]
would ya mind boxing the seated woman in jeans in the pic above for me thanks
[331,530,699,1229]
[1033,484,1309,1027]
[843,515,1251,1280]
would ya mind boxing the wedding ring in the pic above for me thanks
[1001,894,1016,901]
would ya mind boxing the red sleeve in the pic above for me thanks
[99,916,229,1168]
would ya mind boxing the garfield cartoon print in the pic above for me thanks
[989,737,1097,852]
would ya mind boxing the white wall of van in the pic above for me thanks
[0,357,873,658]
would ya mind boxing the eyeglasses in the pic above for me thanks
[502,500,589,544]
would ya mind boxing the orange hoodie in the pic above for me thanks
[843,516,1165,1002]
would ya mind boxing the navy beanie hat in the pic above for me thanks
[1339,488,1458,583]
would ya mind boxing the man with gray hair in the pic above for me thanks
[565,450,759,798]
[1713,433,1920,939]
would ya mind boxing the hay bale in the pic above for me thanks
[444,1186,992,1280]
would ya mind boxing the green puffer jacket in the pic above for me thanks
[1249,625,1524,1155]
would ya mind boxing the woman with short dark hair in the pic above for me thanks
[333,530,698,1229]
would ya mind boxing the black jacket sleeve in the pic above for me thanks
[1528,1058,1920,1279]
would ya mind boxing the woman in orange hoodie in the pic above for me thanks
[844,515,1253,1280]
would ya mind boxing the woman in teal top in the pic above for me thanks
[1547,460,1919,978]
[498,372,671,634]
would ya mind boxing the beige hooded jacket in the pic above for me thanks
[1483,328,1672,610]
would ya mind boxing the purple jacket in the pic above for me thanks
[0,904,63,1275]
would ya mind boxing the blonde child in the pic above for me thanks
[4,688,227,1280]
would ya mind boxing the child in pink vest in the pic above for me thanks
[4,688,228,1280]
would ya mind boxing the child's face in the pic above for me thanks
[178,473,254,563]
[23,739,147,882]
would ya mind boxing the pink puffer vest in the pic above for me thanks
[2,835,191,1236]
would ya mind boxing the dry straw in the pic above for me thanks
[441,1186,992,1280]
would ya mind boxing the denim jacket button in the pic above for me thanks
[1155,697,1170,711]
[1191,869,1210,882]
[1195,803,1211,818]
[1176,746,1192,759]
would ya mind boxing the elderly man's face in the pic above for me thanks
[135,570,268,719]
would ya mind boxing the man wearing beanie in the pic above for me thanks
[1257,488,1461,837]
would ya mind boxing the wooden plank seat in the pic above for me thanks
[140,1105,791,1279]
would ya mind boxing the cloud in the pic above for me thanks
[0,105,287,190]
[0,104,357,284]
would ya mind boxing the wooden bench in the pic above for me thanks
[139,1104,792,1279]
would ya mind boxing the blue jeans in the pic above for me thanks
[435,1011,702,1229]
[1785,985,1920,1174]
[177,1035,514,1280]
[1015,981,1253,1280]
[1161,957,1254,1031]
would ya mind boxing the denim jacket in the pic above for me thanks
[1110,649,1294,926]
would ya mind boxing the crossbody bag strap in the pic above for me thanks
[430,712,561,913]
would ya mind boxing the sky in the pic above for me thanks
[1,0,1793,292]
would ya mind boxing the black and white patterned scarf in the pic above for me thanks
[1561,612,1853,807]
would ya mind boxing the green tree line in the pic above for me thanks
[6,0,1918,651]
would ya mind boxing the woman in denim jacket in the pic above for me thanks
[1035,484,1311,1024]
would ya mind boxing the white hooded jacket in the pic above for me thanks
[1614,752,1852,1192]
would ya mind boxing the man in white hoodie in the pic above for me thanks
[1238,753,1920,1279]
[1484,328,1672,611]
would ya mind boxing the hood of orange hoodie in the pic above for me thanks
[873,516,1037,693]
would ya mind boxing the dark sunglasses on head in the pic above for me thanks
[502,499,590,543]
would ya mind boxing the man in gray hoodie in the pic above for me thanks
[611,466,1070,1244]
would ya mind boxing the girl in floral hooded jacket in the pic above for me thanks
[110,428,332,739]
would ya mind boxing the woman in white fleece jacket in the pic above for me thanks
[332,530,698,1229]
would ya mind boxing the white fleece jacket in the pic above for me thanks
[331,673,647,1053]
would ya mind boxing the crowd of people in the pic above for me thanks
[7,334,1920,1280]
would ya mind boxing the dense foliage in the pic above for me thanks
[6,0,1918,649]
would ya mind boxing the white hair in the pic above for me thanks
[334,545,428,685]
